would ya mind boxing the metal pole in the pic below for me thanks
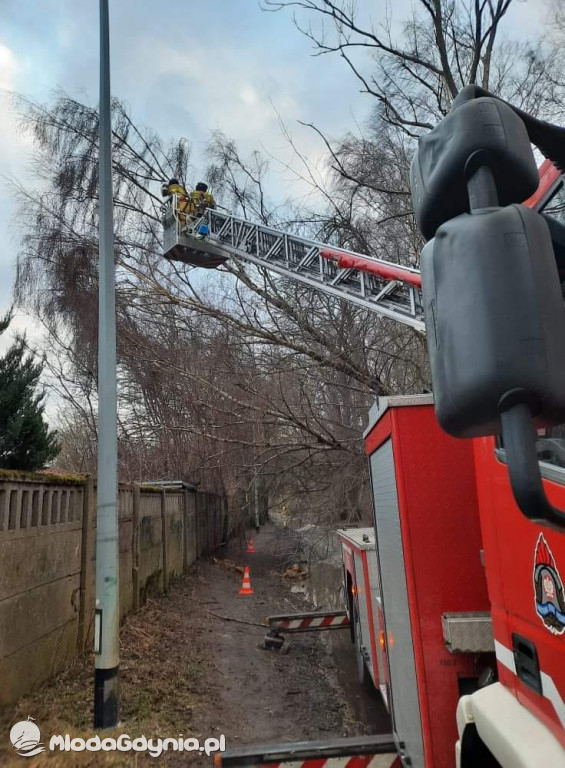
[94,0,119,728]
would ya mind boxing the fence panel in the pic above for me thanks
[0,479,84,707]
[0,476,227,707]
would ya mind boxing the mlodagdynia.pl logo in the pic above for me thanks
[9,717,226,758]
[10,717,45,757]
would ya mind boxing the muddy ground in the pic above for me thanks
[0,522,390,766]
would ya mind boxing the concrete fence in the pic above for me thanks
[0,475,226,708]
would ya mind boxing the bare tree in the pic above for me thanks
[263,0,565,132]
[12,1,562,527]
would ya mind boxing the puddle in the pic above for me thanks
[306,560,344,609]
[299,529,345,610]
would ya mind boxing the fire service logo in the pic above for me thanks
[534,534,565,635]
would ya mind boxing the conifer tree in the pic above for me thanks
[0,312,60,470]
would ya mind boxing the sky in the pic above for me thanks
[0,0,549,347]
[0,0,373,326]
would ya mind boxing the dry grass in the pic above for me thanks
[0,579,211,767]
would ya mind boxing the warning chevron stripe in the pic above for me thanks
[257,755,397,768]
[214,734,399,768]
[274,614,350,631]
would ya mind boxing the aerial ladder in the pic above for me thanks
[162,161,564,338]
[162,200,425,331]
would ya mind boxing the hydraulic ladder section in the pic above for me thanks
[205,209,424,331]
[162,198,424,331]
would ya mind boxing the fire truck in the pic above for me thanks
[164,89,565,767]
[339,391,565,768]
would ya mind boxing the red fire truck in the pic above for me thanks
[166,92,565,767]
[340,389,565,767]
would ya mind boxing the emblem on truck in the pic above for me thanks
[534,534,565,635]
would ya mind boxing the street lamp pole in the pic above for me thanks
[94,0,120,729]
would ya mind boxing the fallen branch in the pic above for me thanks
[202,609,267,629]
[186,596,267,628]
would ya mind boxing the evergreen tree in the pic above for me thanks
[0,312,60,470]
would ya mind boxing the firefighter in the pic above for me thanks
[161,177,186,199]
[189,182,216,218]
[161,178,191,230]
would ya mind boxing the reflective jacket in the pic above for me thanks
[166,183,187,197]
[189,190,216,215]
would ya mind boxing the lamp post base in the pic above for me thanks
[94,666,119,728]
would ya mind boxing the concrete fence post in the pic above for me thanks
[132,484,140,610]
[195,492,201,556]
[182,488,189,574]
[77,475,94,653]
[161,488,168,593]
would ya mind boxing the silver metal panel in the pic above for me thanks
[204,209,425,331]
[354,551,374,681]
[367,548,383,690]
[337,527,375,551]
[163,217,176,252]
[370,438,424,768]
[367,548,381,601]
[442,612,494,654]
[218,733,398,767]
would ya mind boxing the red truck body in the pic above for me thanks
[475,435,565,746]
[340,383,565,766]
[341,396,491,768]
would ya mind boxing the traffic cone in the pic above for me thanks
[247,537,255,554]
[238,566,254,595]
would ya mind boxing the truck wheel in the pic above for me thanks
[353,605,367,685]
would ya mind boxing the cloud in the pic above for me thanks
[0,44,29,312]
[120,35,305,150]
[0,43,19,90]
[240,86,259,107]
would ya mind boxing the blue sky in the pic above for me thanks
[0,0,548,336]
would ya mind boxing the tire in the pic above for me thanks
[353,604,368,685]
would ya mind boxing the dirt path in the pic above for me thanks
[188,523,387,747]
[0,522,388,767]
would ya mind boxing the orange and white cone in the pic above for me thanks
[238,566,254,596]
[246,538,255,554]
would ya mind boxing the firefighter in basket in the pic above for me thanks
[189,182,216,217]
[189,182,216,239]
[161,177,192,232]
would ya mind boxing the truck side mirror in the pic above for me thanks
[412,93,565,530]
